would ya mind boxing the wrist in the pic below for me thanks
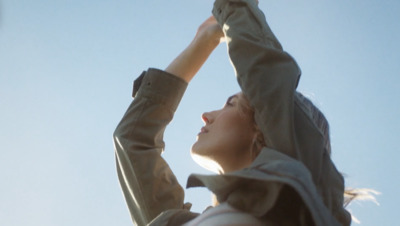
[194,20,224,48]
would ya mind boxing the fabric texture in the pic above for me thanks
[182,203,264,226]
[113,0,351,225]
[114,68,191,226]
[209,0,351,224]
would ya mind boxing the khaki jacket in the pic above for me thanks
[114,0,351,225]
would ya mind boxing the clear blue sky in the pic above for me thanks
[1,0,399,225]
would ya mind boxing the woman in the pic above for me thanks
[114,0,352,225]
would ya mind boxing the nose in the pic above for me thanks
[202,112,211,124]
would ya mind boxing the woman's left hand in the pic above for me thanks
[195,16,225,45]
[165,16,223,82]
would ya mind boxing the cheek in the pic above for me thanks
[224,112,254,136]
[219,114,255,149]
[226,126,254,149]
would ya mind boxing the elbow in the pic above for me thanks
[113,125,122,142]
[113,123,156,155]
[113,119,133,146]
[284,52,301,88]
[113,124,126,154]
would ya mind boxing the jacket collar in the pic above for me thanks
[186,148,341,226]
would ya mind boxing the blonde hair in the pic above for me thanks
[237,93,265,157]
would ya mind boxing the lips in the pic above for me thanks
[198,127,209,135]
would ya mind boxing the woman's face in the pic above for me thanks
[191,93,257,174]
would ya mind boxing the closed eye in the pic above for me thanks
[224,95,238,107]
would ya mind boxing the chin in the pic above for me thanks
[191,144,223,173]
[191,152,222,174]
[190,141,205,156]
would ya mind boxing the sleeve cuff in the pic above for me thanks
[212,0,258,21]
[134,68,188,111]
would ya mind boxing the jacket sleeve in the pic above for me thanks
[113,68,188,226]
[213,0,302,158]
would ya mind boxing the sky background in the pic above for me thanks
[1,0,399,225]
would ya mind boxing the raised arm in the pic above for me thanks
[113,69,188,226]
[165,16,224,82]
[210,2,354,225]
[113,16,224,226]
[212,0,302,158]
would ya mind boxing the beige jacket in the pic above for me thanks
[113,0,351,225]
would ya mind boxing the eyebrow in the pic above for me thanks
[226,94,239,103]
